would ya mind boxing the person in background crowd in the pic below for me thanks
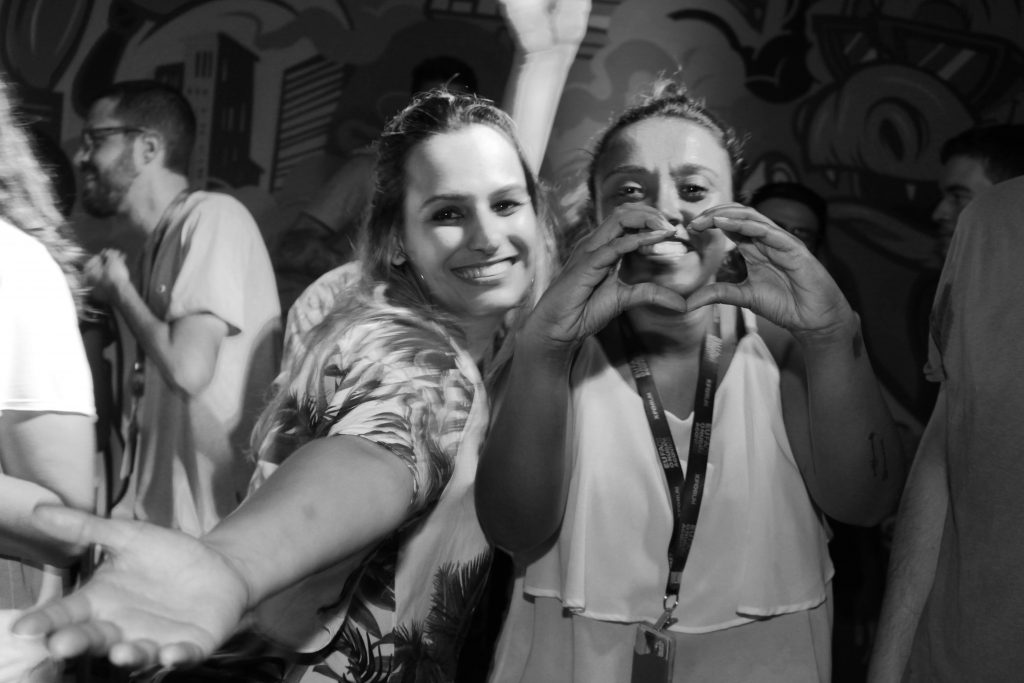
[0,72,96,683]
[868,175,1024,682]
[76,80,280,536]
[748,181,826,253]
[930,123,1024,259]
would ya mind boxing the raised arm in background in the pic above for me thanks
[500,0,591,172]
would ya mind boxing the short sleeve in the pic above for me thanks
[164,195,262,334]
[308,319,476,514]
[282,261,363,369]
[0,225,94,417]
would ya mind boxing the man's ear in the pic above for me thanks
[139,131,163,165]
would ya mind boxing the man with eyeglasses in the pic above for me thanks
[76,80,280,537]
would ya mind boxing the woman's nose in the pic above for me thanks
[467,213,502,253]
[656,183,686,227]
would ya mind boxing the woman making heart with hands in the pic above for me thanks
[478,79,906,683]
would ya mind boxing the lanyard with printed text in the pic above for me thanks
[620,308,725,629]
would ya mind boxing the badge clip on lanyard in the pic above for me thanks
[620,307,726,630]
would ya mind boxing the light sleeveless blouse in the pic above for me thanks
[521,307,832,633]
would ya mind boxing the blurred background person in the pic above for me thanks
[931,124,1024,260]
[75,80,280,537]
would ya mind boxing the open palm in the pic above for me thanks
[13,506,249,670]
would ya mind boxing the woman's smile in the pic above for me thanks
[401,123,539,322]
[451,255,521,283]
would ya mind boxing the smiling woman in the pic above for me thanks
[396,124,539,338]
[11,89,558,683]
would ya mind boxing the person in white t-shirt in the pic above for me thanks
[75,80,281,536]
[0,75,96,683]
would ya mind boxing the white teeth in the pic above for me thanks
[454,260,512,280]
[639,241,689,256]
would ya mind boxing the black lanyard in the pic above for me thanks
[620,308,725,629]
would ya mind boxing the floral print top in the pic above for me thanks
[244,308,493,683]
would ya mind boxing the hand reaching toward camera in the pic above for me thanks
[13,506,249,671]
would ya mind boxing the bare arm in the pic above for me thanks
[688,205,907,525]
[500,0,591,172]
[0,411,96,565]
[206,435,412,604]
[12,434,412,668]
[476,338,576,554]
[87,250,228,396]
[771,313,907,525]
[867,389,948,683]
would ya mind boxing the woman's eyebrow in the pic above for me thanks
[670,162,721,180]
[600,164,649,181]
[421,183,528,207]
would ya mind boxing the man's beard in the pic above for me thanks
[80,149,138,218]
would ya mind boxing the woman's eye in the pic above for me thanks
[616,184,645,200]
[679,184,709,200]
[430,207,463,222]
[493,199,523,215]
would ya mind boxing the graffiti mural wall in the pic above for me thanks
[2,0,1022,427]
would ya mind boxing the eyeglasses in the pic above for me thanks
[78,126,147,154]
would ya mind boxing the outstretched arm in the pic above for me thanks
[868,389,948,683]
[500,0,591,172]
[477,205,684,554]
[688,205,907,525]
[13,435,412,669]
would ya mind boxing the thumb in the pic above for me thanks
[619,283,688,314]
[684,282,748,312]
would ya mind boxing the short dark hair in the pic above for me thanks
[92,80,197,175]
[749,181,828,230]
[939,124,1024,184]
[410,56,478,95]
